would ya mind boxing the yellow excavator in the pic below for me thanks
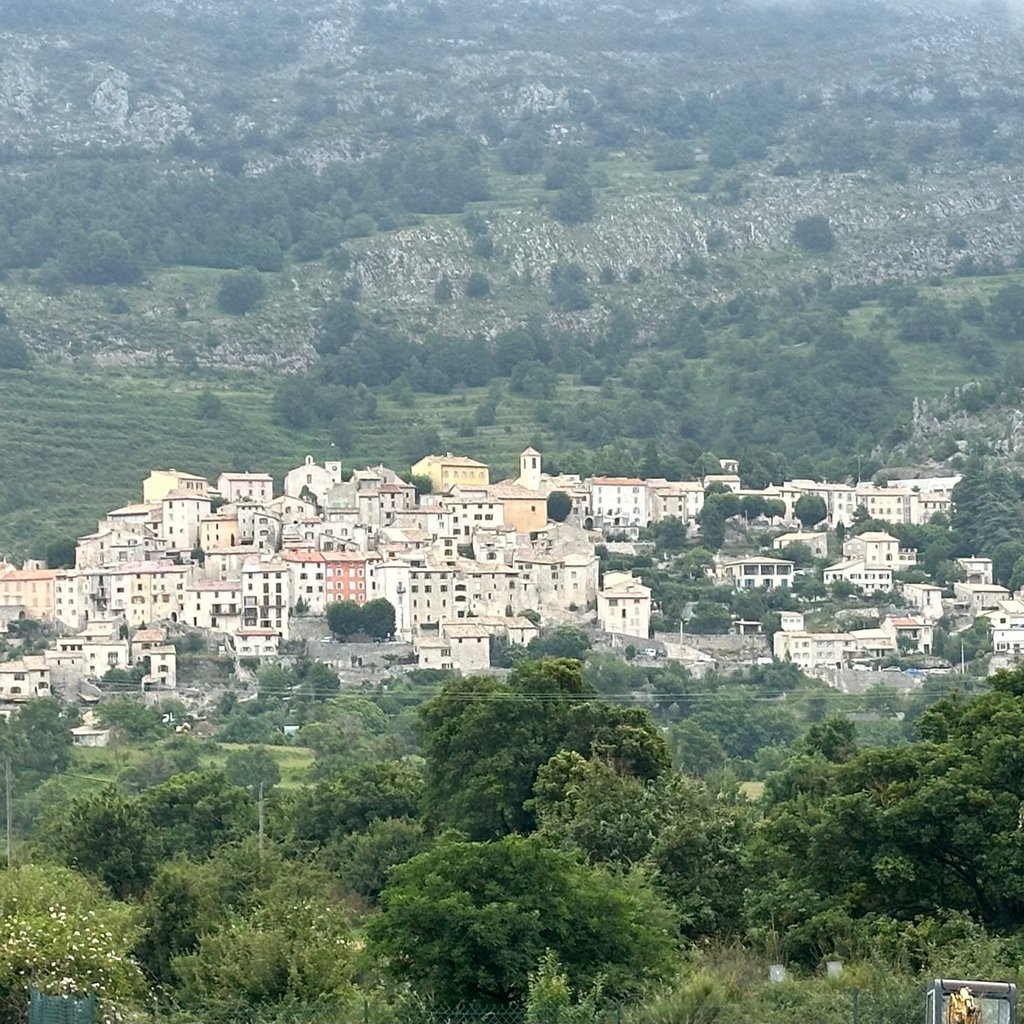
[928,979,1017,1024]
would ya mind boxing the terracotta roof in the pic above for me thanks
[0,568,60,581]
[488,482,542,499]
[591,476,644,486]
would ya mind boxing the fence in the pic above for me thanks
[28,990,96,1024]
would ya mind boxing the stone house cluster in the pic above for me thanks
[0,449,1007,702]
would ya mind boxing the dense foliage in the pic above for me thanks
[1,653,1023,1021]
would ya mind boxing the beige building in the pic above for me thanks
[487,482,547,535]
[597,571,651,639]
[417,621,492,673]
[0,567,59,621]
[954,582,1009,616]
[104,503,160,534]
[75,526,164,569]
[772,532,829,559]
[411,453,489,492]
[104,561,192,627]
[217,472,274,504]
[648,480,705,524]
[774,630,856,672]
[880,615,933,654]
[0,656,51,702]
[143,469,209,503]
[234,629,281,659]
[200,512,241,551]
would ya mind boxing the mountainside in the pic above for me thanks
[4,0,1024,553]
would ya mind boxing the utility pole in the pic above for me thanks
[5,757,12,869]
[257,779,264,853]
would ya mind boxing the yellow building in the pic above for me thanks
[0,567,59,621]
[143,469,210,503]
[487,482,547,534]
[200,512,241,551]
[411,453,489,492]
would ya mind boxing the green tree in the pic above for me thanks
[792,215,835,254]
[0,865,144,1017]
[72,229,140,284]
[195,389,224,419]
[419,660,667,838]
[749,666,1024,961]
[989,283,1024,339]
[464,271,491,298]
[329,817,429,901]
[2,698,74,778]
[687,602,732,634]
[0,327,30,369]
[547,491,573,522]
[37,787,159,899]
[369,835,677,1003]
[216,269,265,314]
[552,179,596,225]
[326,600,363,639]
[172,865,354,1021]
[794,494,828,528]
[527,626,591,661]
[224,746,281,795]
[361,598,396,640]
[434,274,453,304]
[96,699,167,742]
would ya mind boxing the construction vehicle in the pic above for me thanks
[927,979,1017,1024]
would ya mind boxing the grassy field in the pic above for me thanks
[70,740,315,789]
[0,361,579,557]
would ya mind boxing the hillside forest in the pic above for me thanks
[5,0,1024,553]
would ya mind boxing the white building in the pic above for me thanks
[716,556,794,590]
[589,477,650,530]
[823,559,894,595]
[991,599,1024,659]
[880,615,933,654]
[241,558,291,638]
[899,582,945,623]
[284,455,344,504]
[160,492,212,551]
[597,571,651,639]
[842,532,916,570]
[958,557,994,587]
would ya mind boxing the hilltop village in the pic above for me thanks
[0,450,1010,724]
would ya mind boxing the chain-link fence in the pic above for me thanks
[28,990,96,1024]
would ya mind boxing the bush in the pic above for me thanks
[464,271,491,298]
[793,215,835,254]
[216,269,266,314]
